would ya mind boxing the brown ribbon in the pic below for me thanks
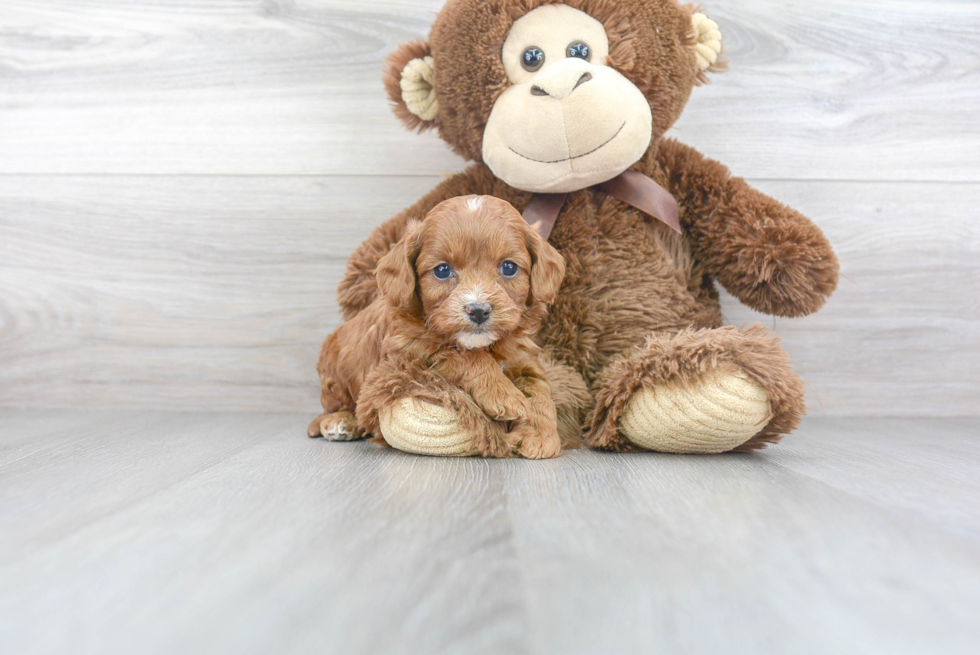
[522,170,681,239]
[521,193,567,239]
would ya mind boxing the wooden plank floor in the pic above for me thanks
[2,412,978,654]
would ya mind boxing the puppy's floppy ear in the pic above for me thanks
[377,221,424,313]
[383,40,438,132]
[522,223,566,305]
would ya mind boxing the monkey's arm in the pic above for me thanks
[655,139,839,318]
[337,165,503,320]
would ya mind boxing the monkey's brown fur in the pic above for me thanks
[341,0,839,452]
[311,196,573,458]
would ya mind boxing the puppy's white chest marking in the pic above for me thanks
[456,331,497,349]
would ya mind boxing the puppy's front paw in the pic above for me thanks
[309,411,362,441]
[479,391,529,422]
[514,424,562,460]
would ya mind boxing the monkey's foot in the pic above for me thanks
[379,398,480,456]
[619,371,772,454]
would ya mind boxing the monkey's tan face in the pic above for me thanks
[482,4,654,194]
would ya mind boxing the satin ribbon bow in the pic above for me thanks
[522,170,681,239]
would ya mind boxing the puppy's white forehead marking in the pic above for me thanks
[466,196,485,212]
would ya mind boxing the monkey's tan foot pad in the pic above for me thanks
[379,398,479,457]
[619,371,772,454]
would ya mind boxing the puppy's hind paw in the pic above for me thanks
[308,411,362,441]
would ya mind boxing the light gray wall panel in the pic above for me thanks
[1,176,975,415]
[0,0,976,414]
[0,0,977,180]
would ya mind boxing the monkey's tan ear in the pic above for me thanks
[688,10,725,83]
[383,40,439,132]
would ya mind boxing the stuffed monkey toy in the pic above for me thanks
[333,0,838,455]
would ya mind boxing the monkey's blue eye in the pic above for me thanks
[433,264,453,280]
[500,261,519,278]
[521,47,545,72]
[567,41,590,60]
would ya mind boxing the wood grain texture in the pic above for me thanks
[1,3,976,652]
[1,0,978,414]
[0,0,977,179]
[723,179,980,416]
[0,175,438,411]
[2,175,977,415]
[1,412,978,654]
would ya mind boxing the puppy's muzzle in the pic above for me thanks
[465,302,492,326]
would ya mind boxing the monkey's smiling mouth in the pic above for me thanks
[507,121,627,164]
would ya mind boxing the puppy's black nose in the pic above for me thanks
[465,302,492,325]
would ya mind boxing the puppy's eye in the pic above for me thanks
[567,41,590,61]
[433,264,453,280]
[499,261,519,278]
[521,47,545,72]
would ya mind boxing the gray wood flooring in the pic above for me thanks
[2,412,978,654]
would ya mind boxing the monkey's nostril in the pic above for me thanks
[531,72,592,98]
[573,72,593,90]
[465,302,492,325]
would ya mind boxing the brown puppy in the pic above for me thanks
[308,195,566,459]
